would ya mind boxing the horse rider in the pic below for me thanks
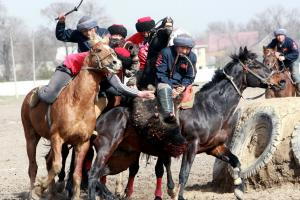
[126,16,155,47]
[30,38,155,108]
[267,28,300,96]
[156,33,197,123]
[108,24,139,86]
[56,14,109,52]
[107,24,127,48]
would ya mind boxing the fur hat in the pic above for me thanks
[108,24,127,38]
[173,34,195,48]
[114,47,132,68]
[77,16,97,31]
[135,17,155,32]
[274,28,287,36]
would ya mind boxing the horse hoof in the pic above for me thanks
[167,188,176,199]
[56,181,66,193]
[234,184,244,200]
[29,189,41,200]
[154,196,162,200]
[178,196,186,200]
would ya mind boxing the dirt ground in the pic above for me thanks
[1,88,300,200]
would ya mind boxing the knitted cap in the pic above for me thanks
[135,17,155,32]
[274,28,287,36]
[77,16,97,31]
[173,34,195,48]
[108,24,127,38]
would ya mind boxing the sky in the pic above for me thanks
[2,0,300,35]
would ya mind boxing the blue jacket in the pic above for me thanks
[267,36,299,67]
[56,22,109,52]
[156,46,197,88]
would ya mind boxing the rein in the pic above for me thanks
[223,59,272,100]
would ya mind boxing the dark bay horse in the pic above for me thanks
[21,41,121,200]
[88,47,272,200]
[263,46,296,98]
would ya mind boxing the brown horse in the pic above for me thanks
[21,41,121,200]
[263,46,296,98]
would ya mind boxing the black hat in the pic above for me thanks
[135,17,155,32]
[108,24,127,38]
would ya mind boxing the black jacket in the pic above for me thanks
[56,22,109,52]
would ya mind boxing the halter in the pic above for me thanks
[223,59,272,99]
[81,49,117,73]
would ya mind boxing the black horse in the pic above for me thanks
[88,47,272,200]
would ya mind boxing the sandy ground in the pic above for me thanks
[1,89,300,200]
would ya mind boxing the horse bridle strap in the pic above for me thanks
[223,69,266,100]
[81,51,114,72]
[238,60,269,85]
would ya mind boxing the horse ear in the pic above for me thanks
[244,46,248,53]
[239,47,243,54]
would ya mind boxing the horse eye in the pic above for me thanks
[113,60,117,64]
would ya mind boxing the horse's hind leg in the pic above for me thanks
[72,140,90,200]
[162,156,175,199]
[208,144,244,200]
[154,157,164,200]
[125,154,140,198]
[24,128,41,197]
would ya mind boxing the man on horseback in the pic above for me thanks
[108,24,140,87]
[108,24,128,48]
[126,16,155,46]
[56,14,109,52]
[267,28,300,95]
[156,33,197,123]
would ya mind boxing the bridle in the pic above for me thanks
[81,48,117,73]
[223,59,273,99]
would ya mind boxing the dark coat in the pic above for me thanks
[56,22,109,52]
[267,36,299,67]
[156,46,197,88]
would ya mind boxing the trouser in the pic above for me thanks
[289,63,300,83]
[157,83,174,117]
[38,65,73,104]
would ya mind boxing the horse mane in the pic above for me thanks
[198,47,257,93]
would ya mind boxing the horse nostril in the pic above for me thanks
[113,60,117,65]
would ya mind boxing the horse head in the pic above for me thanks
[85,38,122,74]
[225,46,272,89]
[263,46,279,71]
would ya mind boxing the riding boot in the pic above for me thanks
[296,83,300,97]
[157,87,176,123]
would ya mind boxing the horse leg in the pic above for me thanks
[162,156,176,199]
[125,154,140,198]
[115,172,124,197]
[154,157,164,200]
[25,128,41,198]
[36,134,63,195]
[72,140,90,200]
[177,142,197,200]
[208,144,244,200]
[56,143,69,193]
